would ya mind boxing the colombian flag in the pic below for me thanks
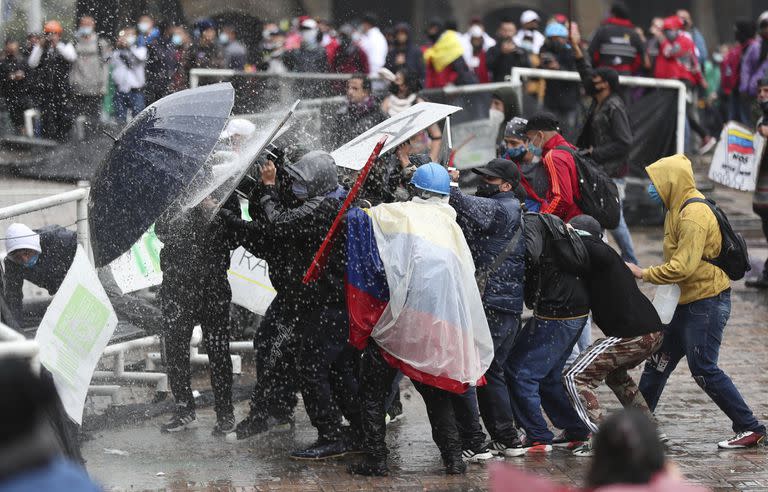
[727,128,754,155]
[346,202,493,394]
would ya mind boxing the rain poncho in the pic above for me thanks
[346,199,493,394]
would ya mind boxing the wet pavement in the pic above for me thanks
[80,183,768,492]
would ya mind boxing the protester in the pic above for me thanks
[385,23,424,80]
[358,13,388,87]
[27,20,77,141]
[423,24,477,88]
[346,163,493,475]
[284,18,328,97]
[721,20,756,125]
[627,154,767,449]
[514,10,545,55]
[329,24,368,76]
[460,25,488,83]
[0,40,29,134]
[739,12,768,102]
[502,117,549,212]
[562,215,663,457]
[156,196,241,435]
[588,1,647,75]
[504,211,592,456]
[329,75,384,149]
[145,24,180,104]
[747,77,768,289]
[677,10,708,69]
[461,17,496,59]
[450,160,526,456]
[220,25,247,70]
[486,18,529,83]
[185,19,224,72]
[646,17,665,71]
[573,36,638,264]
[136,14,160,47]
[540,22,580,141]
[654,16,715,154]
[69,16,110,129]
[110,27,147,122]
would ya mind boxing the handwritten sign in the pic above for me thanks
[708,122,764,191]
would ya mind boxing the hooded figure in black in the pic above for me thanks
[156,194,241,435]
[220,151,362,459]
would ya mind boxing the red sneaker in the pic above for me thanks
[505,439,553,457]
[717,431,766,449]
[552,431,589,450]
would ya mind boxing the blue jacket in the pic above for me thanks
[450,189,525,314]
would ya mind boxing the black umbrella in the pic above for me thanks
[88,83,235,267]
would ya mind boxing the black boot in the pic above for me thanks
[348,455,389,476]
[443,453,467,475]
[290,439,348,460]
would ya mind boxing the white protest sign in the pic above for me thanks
[109,225,163,294]
[450,119,498,170]
[228,247,277,315]
[35,246,118,424]
[331,102,462,170]
[708,121,763,191]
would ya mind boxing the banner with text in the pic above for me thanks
[708,122,765,191]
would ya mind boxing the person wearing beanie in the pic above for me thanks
[572,31,638,265]
[502,116,549,212]
[448,159,525,457]
[562,214,664,457]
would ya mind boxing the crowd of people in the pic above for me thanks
[2,3,768,491]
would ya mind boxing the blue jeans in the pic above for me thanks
[477,310,521,445]
[566,314,592,367]
[506,316,591,443]
[639,290,765,434]
[114,90,145,122]
[608,179,638,265]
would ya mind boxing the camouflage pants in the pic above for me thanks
[562,332,664,433]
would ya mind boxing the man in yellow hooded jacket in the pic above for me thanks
[626,154,766,449]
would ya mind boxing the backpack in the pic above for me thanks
[680,198,751,281]
[556,146,621,229]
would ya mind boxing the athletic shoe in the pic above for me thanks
[504,439,553,457]
[658,432,669,444]
[385,403,404,425]
[212,413,236,436]
[552,431,589,450]
[698,136,717,155]
[461,447,494,463]
[225,413,269,442]
[572,441,594,457]
[290,439,349,460]
[745,277,768,289]
[160,406,198,433]
[717,431,766,449]
[482,438,523,456]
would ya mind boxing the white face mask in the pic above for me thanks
[302,29,318,46]
[489,108,505,126]
[125,35,137,46]
[137,21,151,33]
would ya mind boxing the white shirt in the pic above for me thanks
[359,26,388,77]
[110,46,147,92]
[513,29,545,55]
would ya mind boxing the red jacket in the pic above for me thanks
[654,34,703,86]
[721,40,754,95]
[540,134,583,222]
[470,49,490,84]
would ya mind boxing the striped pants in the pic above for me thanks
[562,332,663,433]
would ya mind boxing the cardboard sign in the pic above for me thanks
[708,122,764,191]
[109,225,163,294]
[331,102,462,170]
[228,247,277,315]
[35,246,118,424]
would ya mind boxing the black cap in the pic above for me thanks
[524,112,560,132]
[569,214,602,238]
[595,67,620,92]
[471,158,521,188]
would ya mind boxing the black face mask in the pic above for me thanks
[475,182,501,197]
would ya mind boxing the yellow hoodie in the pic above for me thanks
[642,154,730,304]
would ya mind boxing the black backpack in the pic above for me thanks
[681,198,751,281]
[556,146,621,229]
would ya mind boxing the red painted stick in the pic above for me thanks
[303,135,388,284]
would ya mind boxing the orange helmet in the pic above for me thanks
[43,20,63,34]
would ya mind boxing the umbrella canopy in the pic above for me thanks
[88,83,235,267]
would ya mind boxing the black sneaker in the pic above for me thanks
[461,447,494,463]
[482,438,522,456]
[160,406,198,433]
[224,413,269,442]
[290,439,349,460]
[212,413,236,436]
[746,277,768,289]
[385,401,404,425]
[444,454,467,475]
[552,431,590,450]
[348,457,390,476]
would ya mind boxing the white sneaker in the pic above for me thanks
[462,448,494,463]
[717,431,766,449]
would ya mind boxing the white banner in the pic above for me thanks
[109,225,163,294]
[35,246,118,424]
[450,119,498,170]
[228,247,277,316]
[708,121,764,191]
[331,102,462,170]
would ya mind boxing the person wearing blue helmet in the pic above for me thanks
[408,161,451,197]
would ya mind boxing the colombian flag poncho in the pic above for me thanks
[346,199,493,394]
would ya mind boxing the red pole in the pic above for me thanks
[302,135,388,284]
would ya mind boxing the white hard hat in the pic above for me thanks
[4,223,41,255]
[520,10,540,25]
[300,18,318,30]
[759,11,768,26]
[468,25,484,38]
[221,118,256,139]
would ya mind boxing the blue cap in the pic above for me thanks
[545,22,568,38]
[410,163,451,195]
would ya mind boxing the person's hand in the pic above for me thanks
[700,79,708,91]
[396,142,412,168]
[449,168,460,182]
[758,124,768,138]
[260,159,277,185]
[626,262,644,279]
[200,196,219,211]
[569,22,581,47]
[501,39,515,54]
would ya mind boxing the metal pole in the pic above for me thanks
[676,85,688,155]
[0,188,88,219]
[76,181,93,264]
[26,0,42,34]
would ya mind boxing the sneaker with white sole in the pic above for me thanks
[160,406,198,433]
[212,413,236,436]
[504,439,553,457]
[462,447,494,463]
[572,441,594,457]
[717,431,766,449]
[552,431,589,450]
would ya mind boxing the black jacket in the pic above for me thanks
[3,226,77,324]
[541,41,580,112]
[385,41,425,81]
[581,235,662,337]
[522,214,590,319]
[576,57,633,177]
[450,189,525,314]
[329,97,385,150]
[486,43,530,83]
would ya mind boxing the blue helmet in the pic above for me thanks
[410,162,451,196]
